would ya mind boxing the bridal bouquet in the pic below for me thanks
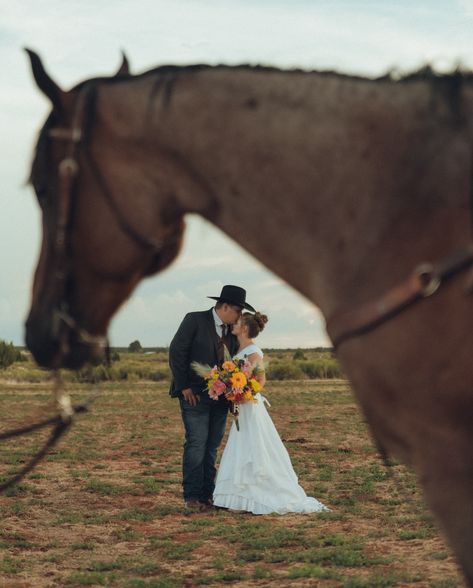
[192,349,264,430]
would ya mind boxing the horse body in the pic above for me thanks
[98,70,468,308]
[25,53,473,583]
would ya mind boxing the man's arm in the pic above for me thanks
[169,313,199,404]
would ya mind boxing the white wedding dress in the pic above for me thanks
[213,344,328,515]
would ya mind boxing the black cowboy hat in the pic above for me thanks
[208,285,255,312]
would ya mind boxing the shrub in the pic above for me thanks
[293,349,306,360]
[325,362,343,379]
[151,369,169,381]
[265,356,342,380]
[0,341,24,369]
[73,365,111,383]
[114,367,131,380]
[266,361,306,380]
[128,340,143,353]
[298,359,341,379]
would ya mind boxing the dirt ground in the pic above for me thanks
[0,380,464,587]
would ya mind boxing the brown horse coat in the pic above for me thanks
[25,52,473,584]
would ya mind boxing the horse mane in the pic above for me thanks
[72,61,470,126]
[68,61,473,89]
[29,61,469,198]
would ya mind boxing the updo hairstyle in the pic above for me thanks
[242,311,268,338]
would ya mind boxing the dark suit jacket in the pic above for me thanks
[168,308,239,398]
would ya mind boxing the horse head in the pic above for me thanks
[25,50,184,369]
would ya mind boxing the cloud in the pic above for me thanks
[458,0,473,17]
[2,0,472,348]
[109,280,329,349]
[107,247,329,349]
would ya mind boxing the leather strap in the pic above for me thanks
[327,244,473,349]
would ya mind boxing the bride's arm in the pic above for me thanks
[246,352,266,387]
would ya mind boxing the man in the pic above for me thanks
[169,285,255,511]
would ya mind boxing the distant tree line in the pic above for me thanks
[0,340,26,369]
[0,340,342,382]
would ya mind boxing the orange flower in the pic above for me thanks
[222,361,236,371]
[231,372,247,388]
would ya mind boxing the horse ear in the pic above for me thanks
[115,51,130,76]
[24,48,66,112]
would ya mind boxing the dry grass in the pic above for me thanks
[0,379,464,587]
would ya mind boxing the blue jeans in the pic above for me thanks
[179,397,228,501]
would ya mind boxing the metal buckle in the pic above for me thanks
[58,157,79,176]
[415,263,441,297]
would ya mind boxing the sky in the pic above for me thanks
[1,0,473,349]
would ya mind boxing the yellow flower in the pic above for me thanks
[250,378,262,392]
[231,372,247,388]
[244,390,254,401]
[222,361,236,371]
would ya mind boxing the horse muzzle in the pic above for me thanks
[25,308,107,369]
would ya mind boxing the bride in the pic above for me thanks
[213,311,328,515]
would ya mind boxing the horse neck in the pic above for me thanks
[101,68,472,316]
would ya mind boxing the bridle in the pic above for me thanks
[46,85,107,364]
[45,82,176,365]
[327,245,473,350]
[0,82,183,493]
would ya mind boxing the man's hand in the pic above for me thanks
[182,388,200,406]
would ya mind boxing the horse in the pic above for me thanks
[24,49,473,584]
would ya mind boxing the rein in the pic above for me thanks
[0,373,99,493]
[327,244,473,349]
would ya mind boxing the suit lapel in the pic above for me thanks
[204,308,220,359]
[204,309,239,360]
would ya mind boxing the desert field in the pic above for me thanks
[0,352,464,587]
